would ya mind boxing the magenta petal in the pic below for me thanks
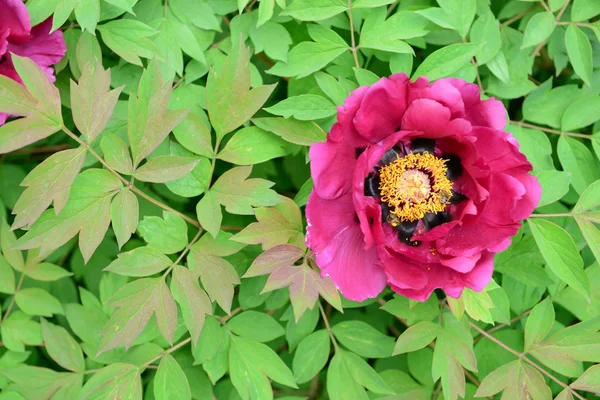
[409,78,466,119]
[401,98,451,136]
[317,225,387,301]
[0,0,31,40]
[309,139,356,200]
[510,173,541,221]
[353,74,409,143]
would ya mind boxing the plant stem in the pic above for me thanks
[319,302,339,350]
[162,229,203,278]
[61,125,202,228]
[346,0,360,69]
[530,213,573,218]
[500,6,537,28]
[474,310,532,343]
[0,270,26,324]
[469,322,586,400]
[140,337,192,370]
[509,120,593,140]
[219,306,242,323]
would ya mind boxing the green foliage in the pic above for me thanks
[0,0,600,399]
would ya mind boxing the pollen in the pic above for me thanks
[379,152,453,222]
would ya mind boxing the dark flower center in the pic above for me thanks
[363,139,467,246]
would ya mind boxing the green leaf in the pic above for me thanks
[15,288,63,317]
[217,126,286,165]
[252,117,326,146]
[565,24,593,87]
[1,218,24,271]
[265,94,336,120]
[522,83,585,129]
[535,170,572,207]
[134,155,200,183]
[332,320,395,358]
[521,12,555,49]
[0,114,62,155]
[170,0,221,31]
[524,297,555,351]
[244,244,304,278]
[557,136,600,195]
[360,9,425,54]
[211,166,280,215]
[41,319,85,372]
[250,22,293,62]
[166,142,211,198]
[154,354,191,400]
[293,329,330,384]
[206,38,277,137]
[529,219,590,300]
[11,147,86,230]
[575,218,600,266]
[170,265,212,346]
[280,0,347,21]
[173,113,213,158]
[0,75,37,117]
[104,246,172,277]
[79,363,142,399]
[561,94,600,131]
[97,20,158,66]
[393,321,439,355]
[573,180,600,213]
[101,134,134,175]
[474,360,519,397]
[438,0,476,37]
[138,211,188,254]
[99,278,177,353]
[110,188,139,249]
[71,62,123,144]
[229,335,297,399]
[470,9,502,65]
[52,0,78,32]
[228,311,285,342]
[0,255,15,294]
[0,311,42,352]
[196,191,222,238]
[462,288,495,324]
[74,0,100,32]
[412,43,478,81]
[571,364,600,393]
[25,262,72,282]
[268,25,348,78]
[571,0,600,21]
[2,366,82,400]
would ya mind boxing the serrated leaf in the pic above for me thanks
[217,126,286,165]
[11,147,86,230]
[207,38,276,137]
[529,219,590,300]
[41,319,85,372]
[134,155,200,183]
[138,211,188,254]
[98,278,177,353]
[71,62,123,144]
[154,354,191,400]
[15,288,63,317]
[211,166,280,215]
[79,363,142,399]
[412,43,478,81]
[244,244,304,278]
[14,169,122,262]
[171,265,212,346]
[104,246,172,277]
[393,321,439,355]
[110,188,139,249]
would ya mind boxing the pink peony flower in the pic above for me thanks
[0,0,66,124]
[306,74,541,302]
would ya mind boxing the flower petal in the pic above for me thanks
[0,0,31,40]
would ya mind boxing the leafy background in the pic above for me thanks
[0,0,600,399]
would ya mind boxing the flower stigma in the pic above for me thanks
[378,152,453,223]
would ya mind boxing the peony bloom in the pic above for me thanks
[306,74,541,302]
[0,0,66,124]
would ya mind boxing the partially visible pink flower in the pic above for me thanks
[306,74,541,302]
[0,0,66,124]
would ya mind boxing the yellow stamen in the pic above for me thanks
[379,152,453,222]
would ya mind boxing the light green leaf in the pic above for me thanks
[470,9,502,65]
[557,135,600,195]
[196,191,222,239]
[217,126,286,165]
[524,297,555,351]
[104,246,172,277]
[571,364,600,393]
[561,94,600,131]
[206,38,277,137]
[101,134,134,175]
[228,311,285,342]
[172,113,213,158]
[521,12,555,49]
[265,94,336,120]
[332,320,394,358]
[571,0,600,21]
[412,43,478,81]
[438,0,476,37]
[293,329,330,384]
[474,361,519,397]
[41,319,85,372]
[462,288,495,324]
[25,262,72,282]
[165,142,211,198]
[565,24,593,87]
[575,218,600,266]
[97,20,158,66]
[393,321,439,355]
[529,219,590,300]
[252,117,326,146]
[535,170,572,207]
[0,255,15,294]
[79,363,142,399]
[110,188,139,249]
[134,155,200,183]
[15,288,63,317]
[138,211,188,254]
[281,0,347,21]
[0,311,43,352]
[74,0,100,32]
[154,354,191,400]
